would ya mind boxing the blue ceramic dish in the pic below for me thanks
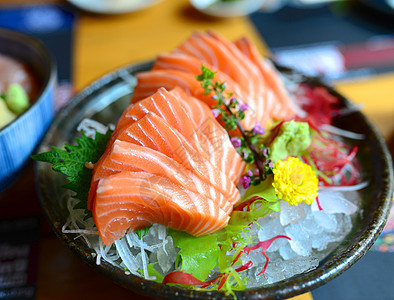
[0,28,56,191]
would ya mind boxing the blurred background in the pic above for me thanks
[0,0,393,299]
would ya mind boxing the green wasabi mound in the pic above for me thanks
[5,83,30,115]
[269,120,311,163]
[0,99,17,129]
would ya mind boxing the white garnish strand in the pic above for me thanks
[319,181,369,191]
[321,124,365,140]
[77,118,114,138]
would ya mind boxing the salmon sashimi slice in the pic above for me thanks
[173,31,268,127]
[168,86,209,128]
[105,83,245,186]
[94,171,230,246]
[173,31,260,90]
[118,86,245,183]
[233,36,296,121]
[115,87,219,167]
[116,87,185,131]
[152,52,257,129]
[109,113,241,206]
[131,69,215,106]
[168,87,246,182]
[153,53,244,100]
[88,140,234,214]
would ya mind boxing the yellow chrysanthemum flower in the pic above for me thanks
[272,157,318,206]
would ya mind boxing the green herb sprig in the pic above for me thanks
[196,66,273,182]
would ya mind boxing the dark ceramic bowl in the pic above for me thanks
[0,28,56,191]
[35,61,393,299]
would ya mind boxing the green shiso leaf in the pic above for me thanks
[169,229,220,281]
[31,129,113,211]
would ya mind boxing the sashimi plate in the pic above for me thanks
[35,61,393,299]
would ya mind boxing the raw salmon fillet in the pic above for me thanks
[152,53,255,129]
[233,36,295,120]
[110,113,240,204]
[89,140,234,215]
[115,87,245,183]
[132,31,295,128]
[90,31,295,245]
[94,171,229,246]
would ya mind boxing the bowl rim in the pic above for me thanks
[35,61,394,299]
[0,27,57,133]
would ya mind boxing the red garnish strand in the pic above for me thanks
[316,196,323,211]
[303,132,361,187]
[200,276,222,288]
[164,236,291,291]
[162,271,205,285]
[233,196,261,211]
[235,260,253,273]
[268,120,285,145]
[218,274,230,290]
[232,241,238,249]
[256,252,270,277]
[306,120,322,135]
[241,235,291,278]
[231,251,244,266]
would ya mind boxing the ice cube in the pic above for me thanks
[312,190,358,215]
[312,210,338,232]
[157,236,177,273]
[280,201,308,226]
[257,217,288,252]
[279,243,298,260]
[285,223,312,256]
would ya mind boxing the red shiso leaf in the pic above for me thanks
[162,271,205,285]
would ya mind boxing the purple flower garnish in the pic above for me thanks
[211,109,220,118]
[242,151,249,159]
[239,103,249,112]
[230,97,237,104]
[268,162,274,168]
[262,148,268,157]
[211,95,218,100]
[253,122,265,135]
[247,169,253,177]
[230,137,241,148]
[240,176,251,189]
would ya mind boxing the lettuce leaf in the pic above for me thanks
[168,229,220,281]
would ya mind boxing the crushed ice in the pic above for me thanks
[61,118,362,287]
[62,188,360,287]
